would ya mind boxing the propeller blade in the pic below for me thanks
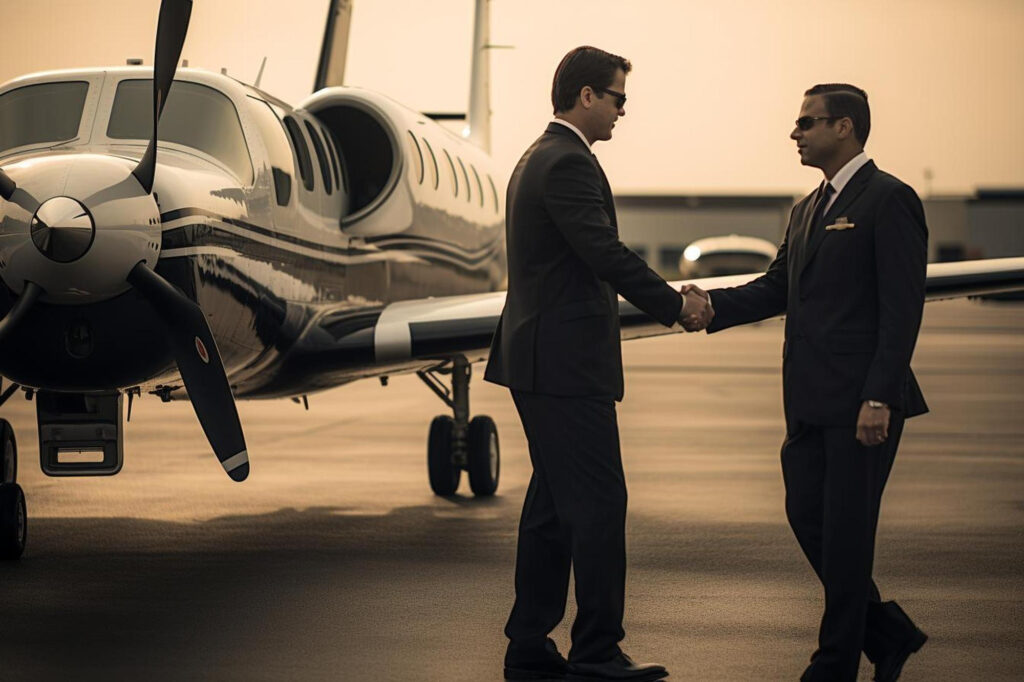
[0,177,39,216]
[0,281,43,346]
[132,0,194,194]
[127,262,249,481]
[0,168,14,201]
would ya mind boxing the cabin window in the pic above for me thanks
[246,97,294,206]
[457,156,471,203]
[421,137,439,190]
[406,131,424,185]
[282,115,314,191]
[442,149,458,197]
[487,174,500,214]
[0,81,89,155]
[305,120,333,195]
[470,164,484,208]
[107,79,253,184]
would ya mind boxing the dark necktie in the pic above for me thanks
[804,182,835,248]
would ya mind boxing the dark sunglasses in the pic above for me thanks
[599,87,627,108]
[795,115,839,131]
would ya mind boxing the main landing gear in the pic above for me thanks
[0,418,26,560]
[418,356,499,497]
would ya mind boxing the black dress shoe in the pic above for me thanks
[874,627,927,682]
[567,653,668,681]
[505,638,569,680]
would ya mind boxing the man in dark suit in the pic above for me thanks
[696,84,929,681]
[485,46,710,682]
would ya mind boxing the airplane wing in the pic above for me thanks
[260,257,1024,397]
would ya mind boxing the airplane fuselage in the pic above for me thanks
[0,67,506,400]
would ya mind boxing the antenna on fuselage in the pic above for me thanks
[254,56,267,88]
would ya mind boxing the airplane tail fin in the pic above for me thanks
[466,0,491,153]
[314,0,355,91]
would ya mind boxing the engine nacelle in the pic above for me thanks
[299,88,503,239]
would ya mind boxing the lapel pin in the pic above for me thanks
[825,217,855,231]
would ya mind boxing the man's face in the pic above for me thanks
[591,68,627,142]
[790,95,839,169]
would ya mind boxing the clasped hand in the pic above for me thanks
[679,284,714,332]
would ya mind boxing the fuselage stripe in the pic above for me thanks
[159,207,502,261]
[161,220,499,268]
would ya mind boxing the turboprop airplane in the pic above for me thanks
[0,0,1022,560]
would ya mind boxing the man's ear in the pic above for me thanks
[836,116,854,140]
[579,86,594,109]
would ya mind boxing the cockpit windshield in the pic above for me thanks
[108,79,253,184]
[0,81,88,155]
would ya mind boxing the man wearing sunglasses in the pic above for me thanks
[691,84,929,681]
[486,45,709,682]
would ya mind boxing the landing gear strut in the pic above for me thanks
[418,356,499,497]
[0,418,26,559]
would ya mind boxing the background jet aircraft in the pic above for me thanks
[0,0,1021,560]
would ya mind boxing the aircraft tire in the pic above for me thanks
[427,415,460,496]
[467,415,499,497]
[0,482,26,560]
[0,419,15,484]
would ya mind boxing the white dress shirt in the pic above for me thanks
[824,151,871,213]
[551,118,591,148]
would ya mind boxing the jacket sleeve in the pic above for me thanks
[543,152,682,327]
[705,211,792,333]
[861,183,928,405]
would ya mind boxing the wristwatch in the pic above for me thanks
[866,400,888,409]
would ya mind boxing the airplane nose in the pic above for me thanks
[30,196,95,263]
[0,153,161,303]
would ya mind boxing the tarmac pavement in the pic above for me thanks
[0,298,1020,681]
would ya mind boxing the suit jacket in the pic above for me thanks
[707,160,929,428]
[484,123,682,400]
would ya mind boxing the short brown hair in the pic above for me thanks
[551,46,631,114]
[805,83,871,145]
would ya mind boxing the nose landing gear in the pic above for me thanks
[418,356,499,497]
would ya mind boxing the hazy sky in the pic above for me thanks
[3,0,1022,195]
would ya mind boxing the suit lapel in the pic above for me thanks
[591,156,617,226]
[801,160,876,273]
[544,122,617,226]
[791,185,823,264]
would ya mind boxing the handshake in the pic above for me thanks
[679,284,714,332]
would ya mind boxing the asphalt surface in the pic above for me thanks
[0,297,1021,681]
